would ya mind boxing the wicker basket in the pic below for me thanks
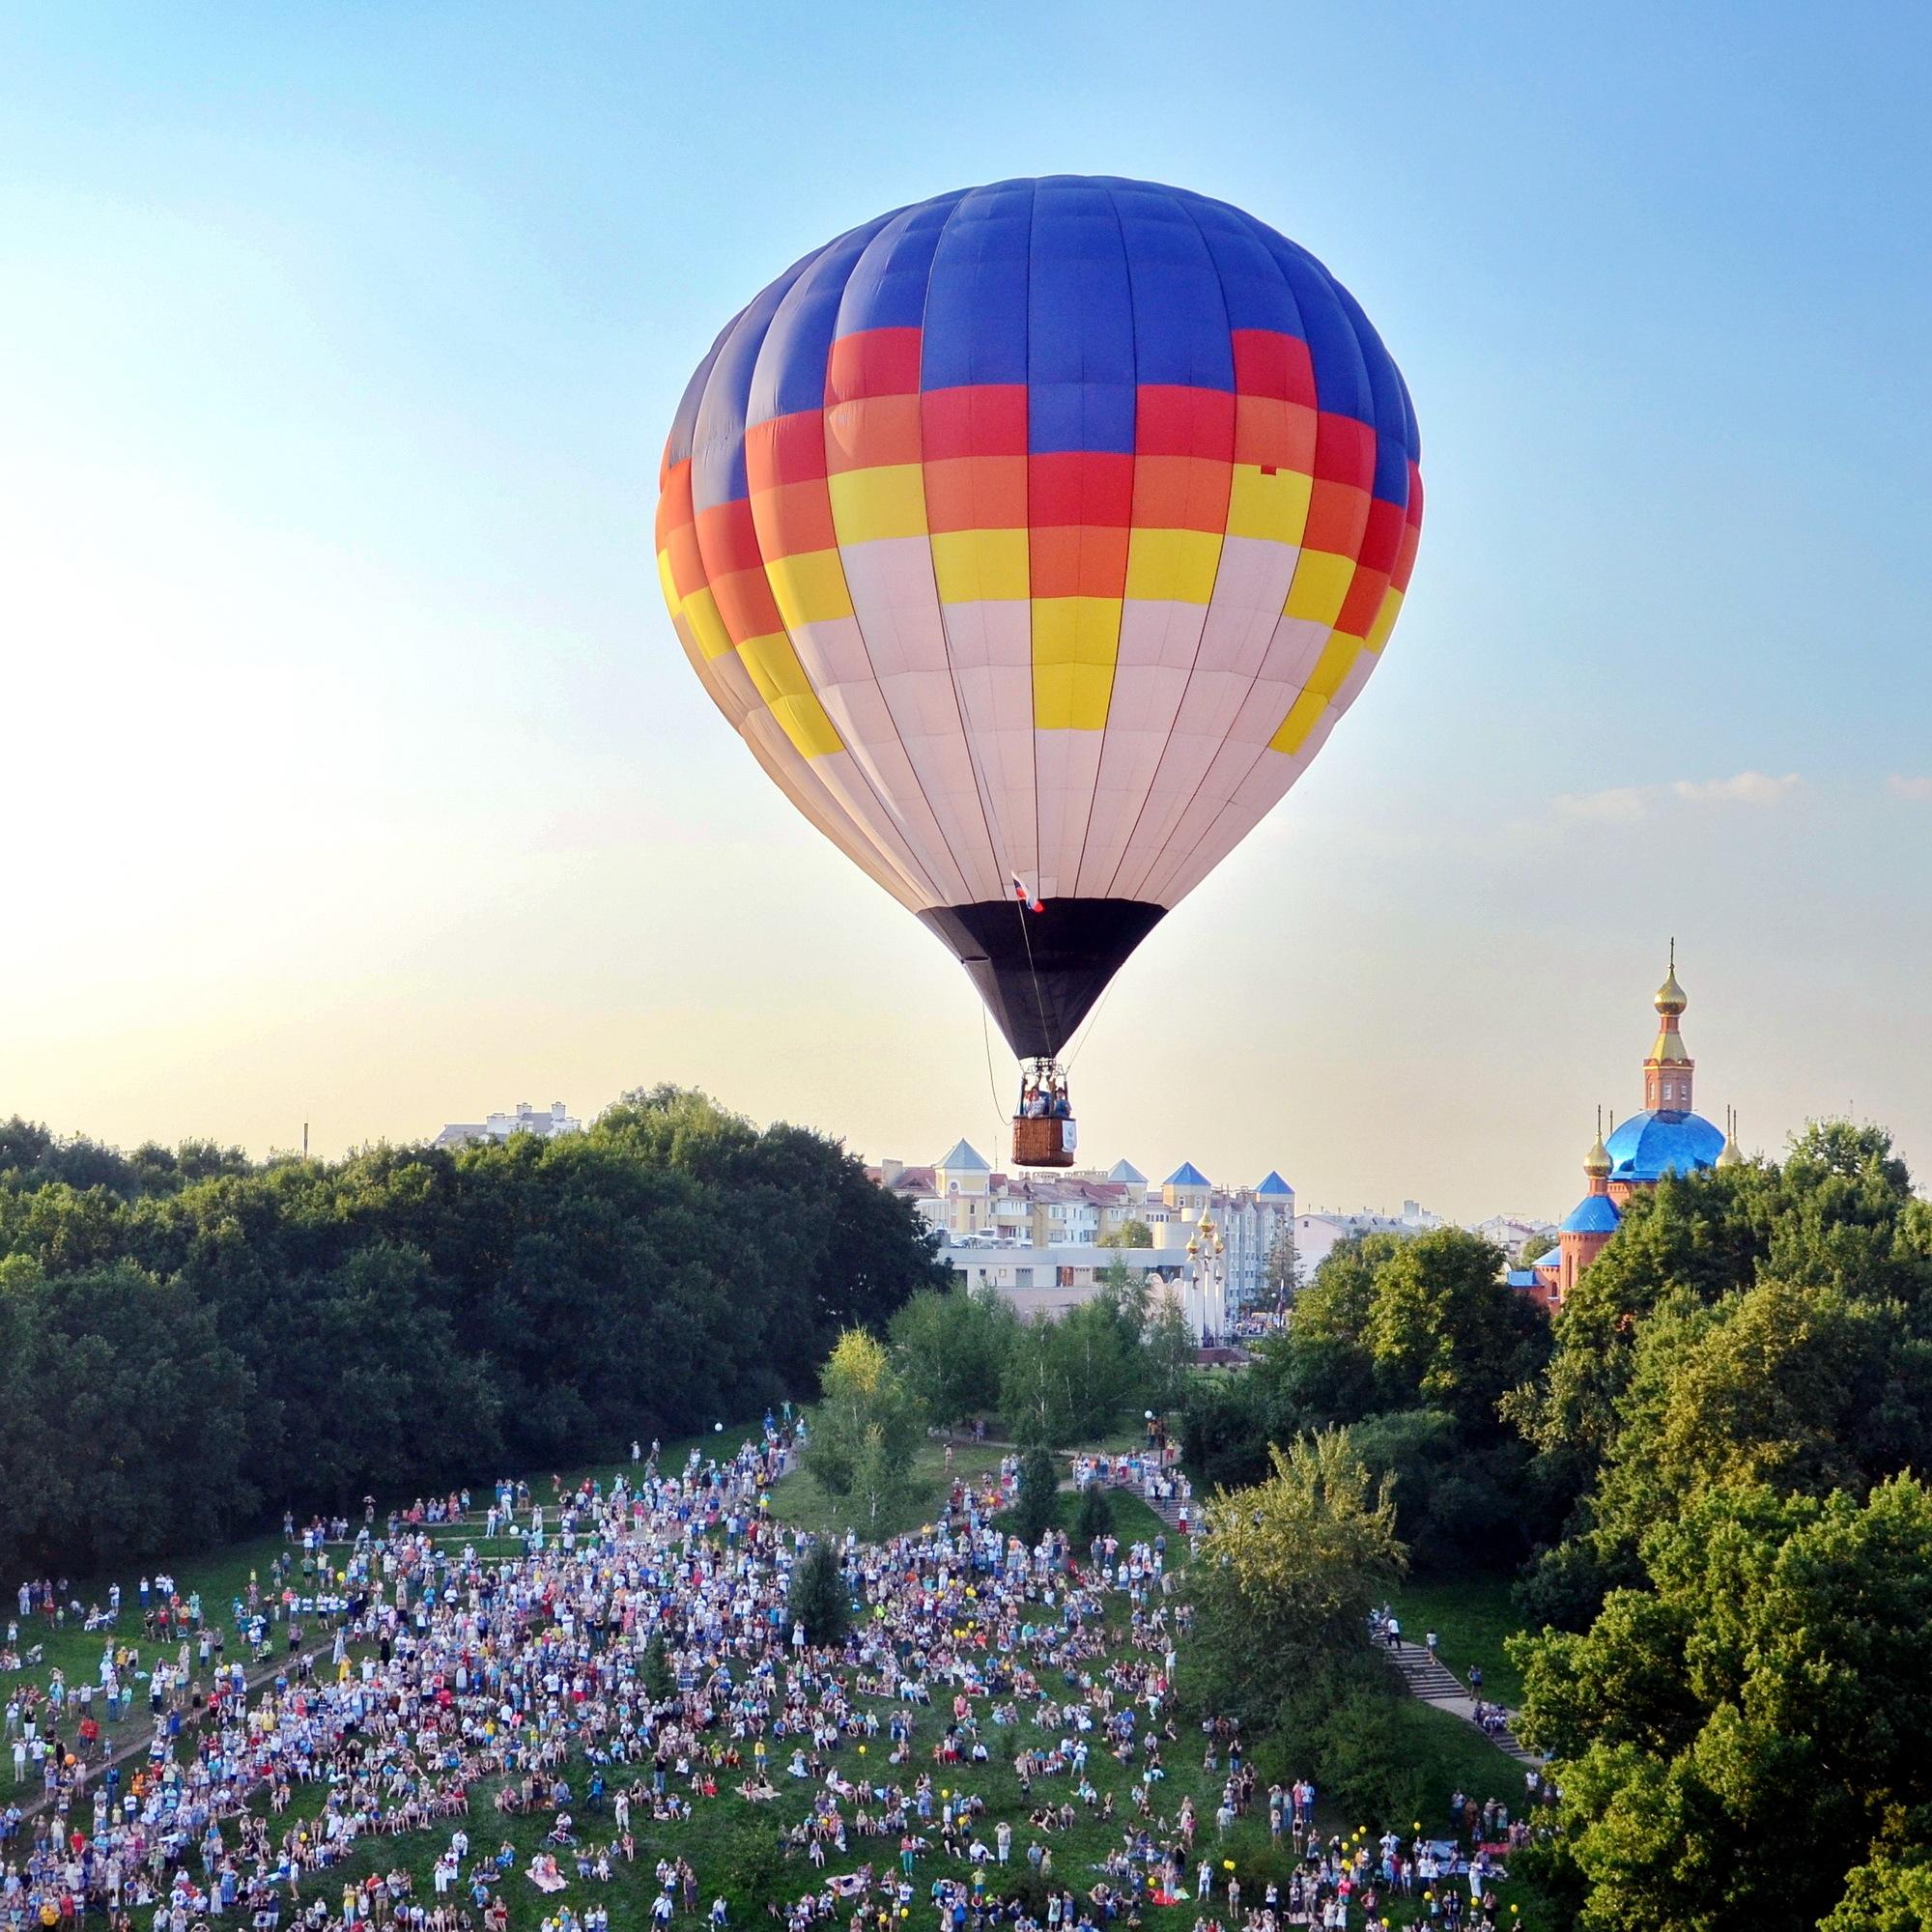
[1011,1116,1075,1168]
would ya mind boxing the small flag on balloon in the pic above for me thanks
[1011,874,1043,913]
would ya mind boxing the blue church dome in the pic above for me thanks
[1604,1109,1725,1182]
[1558,1192,1623,1235]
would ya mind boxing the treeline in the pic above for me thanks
[1179,1222,1552,1571]
[0,1088,946,1578]
[794,1273,1194,1535]
[1180,1121,1932,1932]
[1507,1122,1932,1932]
[891,1270,1195,1444]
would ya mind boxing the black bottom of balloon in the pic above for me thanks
[917,899,1167,1060]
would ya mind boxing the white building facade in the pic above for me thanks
[868,1145,1296,1341]
[433,1100,583,1151]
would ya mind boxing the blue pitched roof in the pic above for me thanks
[1533,1247,1561,1267]
[1256,1171,1293,1197]
[1506,1269,1539,1289]
[1558,1192,1623,1236]
[1604,1109,1725,1183]
[1165,1162,1210,1187]
[935,1139,990,1171]
[1107,1159,1146,1184]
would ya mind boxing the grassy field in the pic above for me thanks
[5,1433,1552,1932]
[1388,1576,1529,1707]
[226,1585,1547,1932]
[0,1435,766,1776]
[765,1437,1011,1541]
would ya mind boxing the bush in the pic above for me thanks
[1011,1446,1061,1545]
[1075,1482,1114,1551]
[715,1819,789,1918]
[785,1538,851,1648]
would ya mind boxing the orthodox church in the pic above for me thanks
[1511,958,1742,1313]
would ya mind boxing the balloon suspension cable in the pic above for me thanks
[1061,973,1120,1073]
[1009,889,1051,1059]
[980,1004,1009,1149]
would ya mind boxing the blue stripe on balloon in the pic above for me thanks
[1333,283,1413,504]
[921,180,1035,391]
[689,251,820,514]
[1172,190,1308,344]
[836,191,961,340]
[1027,177,1135,455]
[683,178,1409,502]
[665,321,732,472]
[1262,233,1374,424]
[748,213,896,427]
[1106,180,1233,392]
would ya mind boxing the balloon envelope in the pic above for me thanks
[657,176,1421,1057]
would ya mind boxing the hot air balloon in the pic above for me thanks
[656,176,1421,1167]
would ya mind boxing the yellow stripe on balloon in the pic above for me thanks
[765,549,855,630]
[1225,467,1313,547]
[827,466,928,545]
[1365,585,1405,654]
[736,633,845,758]
[1123,527,1222,606]
[680,583,738,662]
[929,528,1030,604]
[1303,632,1363,701]
[1283,549,1356,627]
[1032,597,1121,730]
[1269,689,1328,755]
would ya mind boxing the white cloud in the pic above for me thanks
[1886,775,1932,801]
[1555,786,1648,823]
[1553,771,1805,828]
[1671,771,1803,807]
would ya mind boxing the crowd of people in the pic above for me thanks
[0,1425,1529,1932]
[1065,1459,1192,1530]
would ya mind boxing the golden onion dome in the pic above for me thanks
[1583,1133,1611,1178]
[1654,966,1687,1016]
[1717,1131,1744,1169]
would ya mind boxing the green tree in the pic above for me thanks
[1003,1314,1075,1448]
[1098,1219,1153,1250]
[0,1087,949,1577]
[785,1537,852,1649]
[715,1818,789,1921]
[1011,1445,1061,1545]
[1511,1120,1930,1497]
[1074,1481,1114,1553]
[801,1328,925,1503]
[1001,1294,1143,1447]
[1511,1124,1932,1625]
[1059,1291,1144,1437]
[1181,1229,1553,1574]
[1144,1289,1198,1420]
[1264,1225,1300,1304]
[890,1285,1017,1427]
[1822,1853,1932,1932]
[641,1633,675,1703]
[1512,1475,1932,1932]
[0,1261,257,1577]
[1187,1430,1406,1736]
[1293,1234,1408,1346]
[1359,1228,1546,1433]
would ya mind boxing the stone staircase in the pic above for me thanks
[1385,1639,1542,1765]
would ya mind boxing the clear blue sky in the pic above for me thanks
[5,1,1930,1219]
